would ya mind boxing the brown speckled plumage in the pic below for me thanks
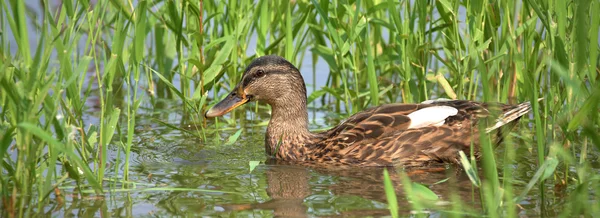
[205,55,532,167]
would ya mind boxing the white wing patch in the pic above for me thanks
[407,106,458,129]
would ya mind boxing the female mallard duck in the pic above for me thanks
[205,55,532,167]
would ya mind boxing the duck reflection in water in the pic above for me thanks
[223,160,480,217]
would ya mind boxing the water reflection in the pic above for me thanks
[220,160,480,217]
[46,139,594,217]
[53,160,478,216]
[42,106,588,217]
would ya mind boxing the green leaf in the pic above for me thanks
[540,157,559,181]
[514,157,560,202]
[0,127,16,164]
[203,36,234,84]
[225,129,243,145]
[307,89,327,104]
[411,182,439,201]
[364,25,379,105]
[102,108,121,147]
[568,92,600,131]
[148,65,186,100]
[133,0,148,63]
[383,169,398,218]
[249,161,261,173]
[459,151,481,187]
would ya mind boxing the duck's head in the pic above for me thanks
[205,55,307,118]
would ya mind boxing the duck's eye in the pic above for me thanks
[255,70,266,78]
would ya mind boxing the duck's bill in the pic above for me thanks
[205,92,249,118]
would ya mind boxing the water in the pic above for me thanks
[37,96,596,217]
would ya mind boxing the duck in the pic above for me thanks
[205,55,533,167]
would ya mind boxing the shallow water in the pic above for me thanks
[38,100,598,217]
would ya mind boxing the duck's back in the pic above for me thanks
[306,100,531,167]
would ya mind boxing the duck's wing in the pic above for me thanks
[318,104,423,146]
[335,125,477,166]
[316,102,465,149]
[311,100,532,166]
[429,99,534,134]
[319,100,493,144]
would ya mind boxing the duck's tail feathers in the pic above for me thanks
[485,98,542,133]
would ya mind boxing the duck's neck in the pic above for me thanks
[265,98,313,160]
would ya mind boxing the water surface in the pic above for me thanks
[40,97,595,217]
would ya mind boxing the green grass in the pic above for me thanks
[1,0,599,217]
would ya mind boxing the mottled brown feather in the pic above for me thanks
[302,99,531,167]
